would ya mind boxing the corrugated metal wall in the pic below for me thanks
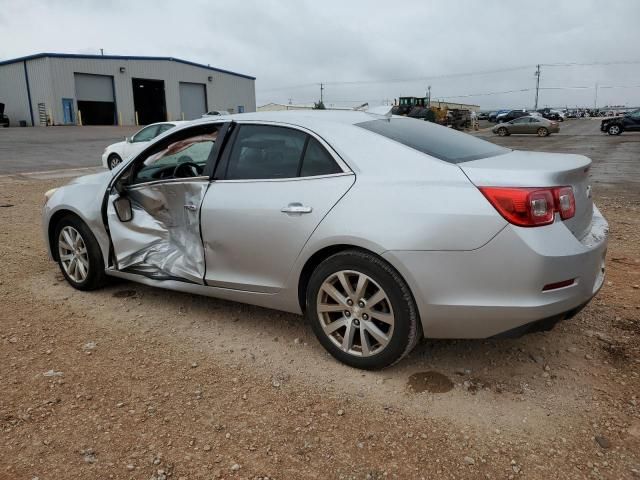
[0,56,256,126]
[0,62,32,125]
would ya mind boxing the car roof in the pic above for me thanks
[140,121,188,128]
[186,109,391,131]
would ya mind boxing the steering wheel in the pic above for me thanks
[173,161,202,178]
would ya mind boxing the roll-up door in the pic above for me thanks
[179,82,207,120]
[74,73,116,125]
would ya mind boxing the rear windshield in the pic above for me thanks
[357,118,509,163]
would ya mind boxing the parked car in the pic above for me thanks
[600,109,640,135]
[537,108,564,122]
[488,109,510,122]
[0,102,9,127]
[202,110,229,117]
[101,121,186,169]
[496,110,529,123]
[43,111,608,369]
[477,112,489,120]
[493,116,559,136]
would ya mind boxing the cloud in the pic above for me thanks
[2,0,639,108]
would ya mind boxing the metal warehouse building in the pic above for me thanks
[0,53,256,127]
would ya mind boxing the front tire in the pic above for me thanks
[108,153,122,169]
[305,250,420,370]
[608,124,622,135]
[54,215,107,291]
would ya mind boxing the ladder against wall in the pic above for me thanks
[37,103,48,126]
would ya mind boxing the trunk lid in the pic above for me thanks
[459,150,593,239]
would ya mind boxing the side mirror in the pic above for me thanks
[113,196,133,222]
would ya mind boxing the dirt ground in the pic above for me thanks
[1,140,640,479]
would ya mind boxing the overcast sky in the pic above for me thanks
[2,0,639,109]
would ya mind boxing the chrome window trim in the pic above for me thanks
[126,176,210,191]
[213,171,354,184]
[230,119,353,175]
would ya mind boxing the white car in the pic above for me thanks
[101,122,186,170]
[201,110,228,118]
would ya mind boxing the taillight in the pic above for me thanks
[553,186,576,220]
[479,186,575,227]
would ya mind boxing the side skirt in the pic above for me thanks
[105,269,292,313]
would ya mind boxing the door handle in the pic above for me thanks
[184,204,198,211]
[281,202,313,214]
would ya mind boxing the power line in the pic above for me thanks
[541,60,640,67]
[438,88,534,100]
[257,65,532,92]
[322,65,532,87]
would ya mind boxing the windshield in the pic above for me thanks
[356,118,509,164]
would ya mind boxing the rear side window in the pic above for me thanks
[300,138,342,177]
[356,118,508,163]
[225,125,342,180]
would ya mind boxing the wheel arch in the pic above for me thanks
[296,244,419,319]
[609,122,624,133]
[47,209,84,261]
[107,152,122,168]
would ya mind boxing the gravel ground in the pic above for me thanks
[1,129,639,479]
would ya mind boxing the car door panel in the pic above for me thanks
[627,113,640,131]
[107,179,209,283]
[508,120,523,134]
[105,122,227,284]
[201,175,355,292]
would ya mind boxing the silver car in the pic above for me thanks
[493,116,560,137]
[43,111,608,369]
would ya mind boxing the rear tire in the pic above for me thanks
[497,127,508,136]
[537,127,549,137]
[54,215,107,291]
[305,249,420,370]
[108,153,122,169]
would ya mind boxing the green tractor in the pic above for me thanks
[392,97,435,122]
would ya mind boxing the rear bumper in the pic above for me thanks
[490,301,588,338]
[384,206,608,338]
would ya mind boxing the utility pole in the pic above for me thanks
[594,82,598,109]
[426,85,431,107]
[320,83,324,104]
[534,64,541,110]
[100,48,104,56]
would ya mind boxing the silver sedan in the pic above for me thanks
[43,111,608,369]
[493,116,560,136]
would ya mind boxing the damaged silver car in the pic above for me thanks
[43,111,608,369]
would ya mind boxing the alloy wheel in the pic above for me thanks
[316,270,395,357]
[109,156,121,169]
[58,226,89,283]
